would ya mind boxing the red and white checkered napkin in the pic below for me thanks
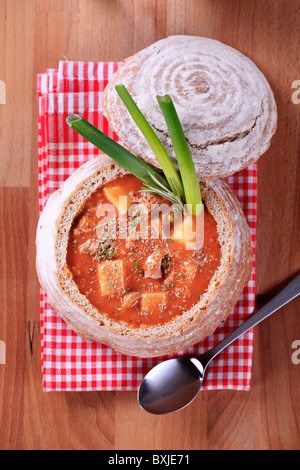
[37,61,256,391]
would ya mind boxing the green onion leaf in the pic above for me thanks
[156,95,203,215]
[115,84,184,199]
[66,114,169,191]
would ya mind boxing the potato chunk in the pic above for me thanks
[122,292,140,309]
[144,250,165,279]
[141,292,167,315]
[103,186,129,215]
[171,214,203,250]
[97,259,125,296]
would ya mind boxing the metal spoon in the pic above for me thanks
[138,274,300,415]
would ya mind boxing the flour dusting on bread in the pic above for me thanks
[102,35,277,180]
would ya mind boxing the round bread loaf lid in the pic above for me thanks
[102,35,277,181]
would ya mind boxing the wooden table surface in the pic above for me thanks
[0,0,299,451]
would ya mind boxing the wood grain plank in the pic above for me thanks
[115,390,208,450]
[0,1,35,187]
[0,187,29,449]
[253,300,300,450]
[205,390,254,450]
[24,321,117,450]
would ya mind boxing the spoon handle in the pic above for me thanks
[199,274,300,369]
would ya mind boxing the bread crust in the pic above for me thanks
[102,35,277,181]
[36,156,253,357]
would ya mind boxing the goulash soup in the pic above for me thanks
[67,174,221,328]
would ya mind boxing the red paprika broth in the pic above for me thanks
[67,174,221,328]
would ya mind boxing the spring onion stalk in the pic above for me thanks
[66,114,169,190]
[66,114,185,208]
[156,95,203,215]
[115,84,184,199]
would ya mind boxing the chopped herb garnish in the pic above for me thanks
[161,254,170,267]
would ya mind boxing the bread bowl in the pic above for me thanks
[102,35,277,181]
[36,155,253,358]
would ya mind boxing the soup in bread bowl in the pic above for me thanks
[36,156,253,357]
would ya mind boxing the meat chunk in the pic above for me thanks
[192,249,207,266]
[77,236,117,261]
[77,214,95,230]
[144,251,164,279]
[77,238,98,254]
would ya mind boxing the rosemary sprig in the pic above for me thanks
[141,172,184,213]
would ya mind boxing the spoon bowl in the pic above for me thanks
[138,357,204,415]
[138,274,300,415]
